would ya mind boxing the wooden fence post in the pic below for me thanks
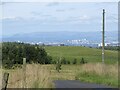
[23,58,26,88]
[2,72,9,90]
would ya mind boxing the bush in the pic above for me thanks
[2,42,53,69]
[56,59,62,73]
[72,58,77,64]
[61,57,67,64]
[80,58,87,64]
[52,60,57,64]
[67,60,71,64]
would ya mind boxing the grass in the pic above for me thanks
[0,68,2,89]
[43,63,118,87]
[1,46,118,88]
[45,46,118,64]
[4,64,53,88]
[2,63,118,88]
[75,63,118,87]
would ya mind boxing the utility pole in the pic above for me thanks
[102,9,105,64]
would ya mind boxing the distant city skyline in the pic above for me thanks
[0,1,118,36]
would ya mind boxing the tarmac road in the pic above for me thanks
[54,80,115,88]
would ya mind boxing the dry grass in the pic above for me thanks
[75,63,118,87]
[6,64,53,88]
[0,68,2,89]
[2,63,118,88]
[80,63,118,78]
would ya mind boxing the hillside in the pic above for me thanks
[3,31,118,43]
[45,46,118,64]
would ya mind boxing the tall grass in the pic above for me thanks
[75,63,118,87]
[3,63,118,88]
[0,68,2,89]
[6,64,53,88]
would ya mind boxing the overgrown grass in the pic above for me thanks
[4,64,53,88]
[45,46,118,64]
[0,68,2,89]
[75,63,118,87]
[3,63,118,88]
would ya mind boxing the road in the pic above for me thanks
[54,80,116,89]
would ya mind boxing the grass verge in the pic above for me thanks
[75,63,118,87]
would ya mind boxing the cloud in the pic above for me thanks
[46,2,59,7]
[1,16,16,20]
[1,16,26,22]
[31,12,42,16]
[56,9,65,12]
[0,2,6,5]
[79,15,90,20]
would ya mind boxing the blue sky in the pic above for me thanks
[0,2,118,36]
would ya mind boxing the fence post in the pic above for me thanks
[2,72,9,90]
[23,58,26,88]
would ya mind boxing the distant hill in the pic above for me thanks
[2,31,118,43]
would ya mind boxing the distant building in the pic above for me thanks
[98,43,110,47]
[98,42,119,47]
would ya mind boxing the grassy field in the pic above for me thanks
[2,63,118,88]
[45,46,118,64]
[1,46,118,88]
[3,64,53,88]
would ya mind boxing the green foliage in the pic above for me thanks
[75,72,118,87]
[72,58,77,64]
[51,60,57,64]
[45,46,118,64]
[80,57,87,64]
[2,42,53,69]
[99,46,119,51]
[61,57,67,64]
[56,59,62,73]
[67,60,71,64]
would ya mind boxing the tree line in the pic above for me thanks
[98,46,119,51]
[2,42,52,69]
[2,42,87,69]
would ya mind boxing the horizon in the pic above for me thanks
[2,30,118,37]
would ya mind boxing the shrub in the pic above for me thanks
[72,58,77,64]
[80,57,87,64]
[61,57,67,64]
[51,60,57,64]
[67,60,71,64]
[56,59,62,73]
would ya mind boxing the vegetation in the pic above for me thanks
[80,57,87,64]
[61,57,67,64]
[2,42,52,69]
[45,46,118,64]
[4,63,118,88]
[1,42,118,88]
[56,59,62,73]
[75,63,118,87]
[98,46,119,51]
[72,58,77,64]
[4,64,53,88]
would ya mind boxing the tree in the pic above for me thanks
[2,42,53,69]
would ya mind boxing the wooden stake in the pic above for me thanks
[23,58,26,88]
[2,72,9,90]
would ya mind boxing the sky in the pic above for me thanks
[0,1,118,36]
